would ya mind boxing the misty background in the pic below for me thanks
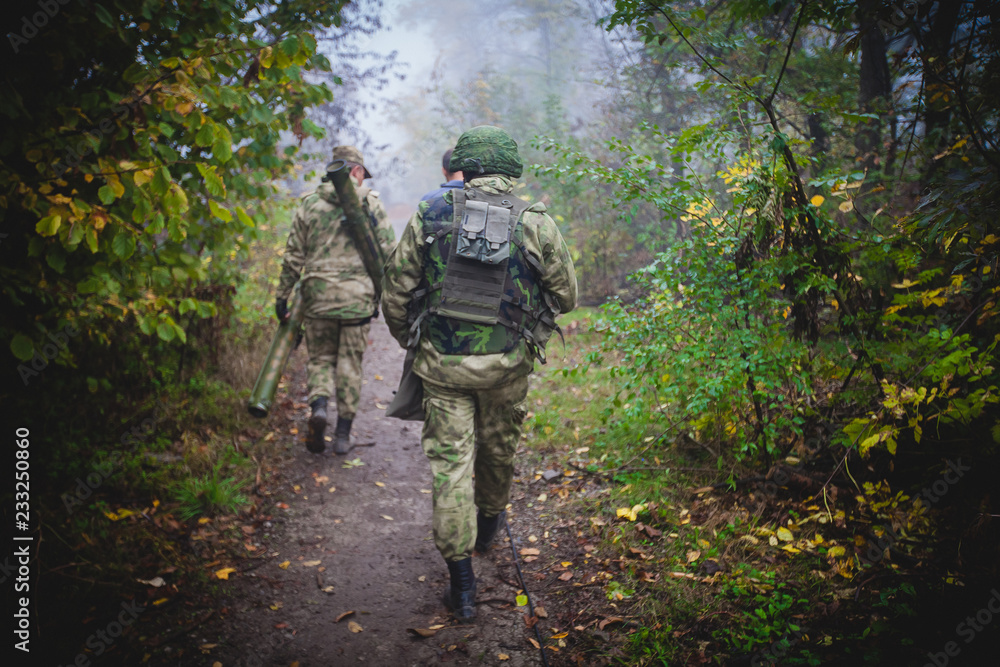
[289,0,628,237]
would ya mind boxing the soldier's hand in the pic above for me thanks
[275,297,289,322]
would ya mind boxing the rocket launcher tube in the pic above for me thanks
[247,287,305,418]
[323,160,387,300]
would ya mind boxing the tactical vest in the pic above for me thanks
[410,187,558,361]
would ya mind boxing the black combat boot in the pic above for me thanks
[306,397,328,453]
[474,509,506,554]
[444,557,477,622]
[333,416,353,455]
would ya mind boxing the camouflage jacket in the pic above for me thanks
[382,176,577,389]
[278,183,395,319]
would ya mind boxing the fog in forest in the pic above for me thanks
[297,0,628,235]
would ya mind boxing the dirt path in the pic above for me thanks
[205,320,564,667]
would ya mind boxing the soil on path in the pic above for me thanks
[204,320,573,667]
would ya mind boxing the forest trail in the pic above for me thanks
[202,320,566,667]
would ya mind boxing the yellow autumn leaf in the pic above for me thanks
[214,567,236,580]
[348,621,363,633]
[810,195,825,207]
[302,560,321,567]
[686,550,701,563]
[838,200,853,213]
[776,527,794,542]
[498,654,510,661]
[269,601,283,611]
[781,544,801,554]
[278,560,290,570]
[828,546,846,558]
[198,517,212,524]
[375,481,385,487]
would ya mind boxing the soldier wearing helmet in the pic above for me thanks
[276,146,395,455]
[382,126,577,621]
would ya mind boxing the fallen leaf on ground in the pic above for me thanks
[200,643,217,650]
[528,535,538,542]
[528,638,540,649]
[336,611,355,623]
[375,481,385,487]
[406,628,437,638]
[348,621,363,633]
[214,567,236,580]
[269,602,283,611]
[322,586,335,593]
[516,594,528,606]
[137,577,165,587]
[535,606,548,618]
[520,548,540,556]
[420,489,431,494]
[686,550,701,563]
[328,486,336,493]
[374,374,383,381]
[558,572,573,581]
[428,624,445,630]
[375,402,387,410]
[599,617,624,630]
[381,514,394,521]
[777,527,794,542]
[302,560,321,567]
[278,560,290,570]
[498,654,510,661]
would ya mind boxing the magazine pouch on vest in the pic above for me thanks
[436,189,526,326]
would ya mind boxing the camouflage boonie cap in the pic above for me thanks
[449,126,522,178]
[332,145,372,179]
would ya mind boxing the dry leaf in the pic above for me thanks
[269,601,283,611]
[278,560,290,570]
[520,548,540,556]
[777,527,794,542]
[599,616,624,630]
[375,481,385,487]
[137,576,165,587]
[322,586,335,593]
[406,628,437,638]
[428,624,445,630]
[381,514,394,521]
[528,638,540,649]
[200,643,217,650]
[535,606,548,618]
[336,611,355,623]
[498,654,510,661]
[302,560,322,567]
[348,621,363,633]
[686,550,701,563]
[214,567,236,580]
[558,571,573,581]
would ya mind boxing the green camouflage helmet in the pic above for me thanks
[449,126,523,178]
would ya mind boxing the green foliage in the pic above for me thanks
[2,0,345,367]
[173,461,250,521]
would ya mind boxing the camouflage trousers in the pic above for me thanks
[304,316,370,420]
[421,375,529,562]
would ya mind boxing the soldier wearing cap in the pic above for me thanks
[276,146,395,454]
[382,126,577,621]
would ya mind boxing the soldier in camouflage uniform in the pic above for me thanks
[276,146,395,455]
[382,126,577,621]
